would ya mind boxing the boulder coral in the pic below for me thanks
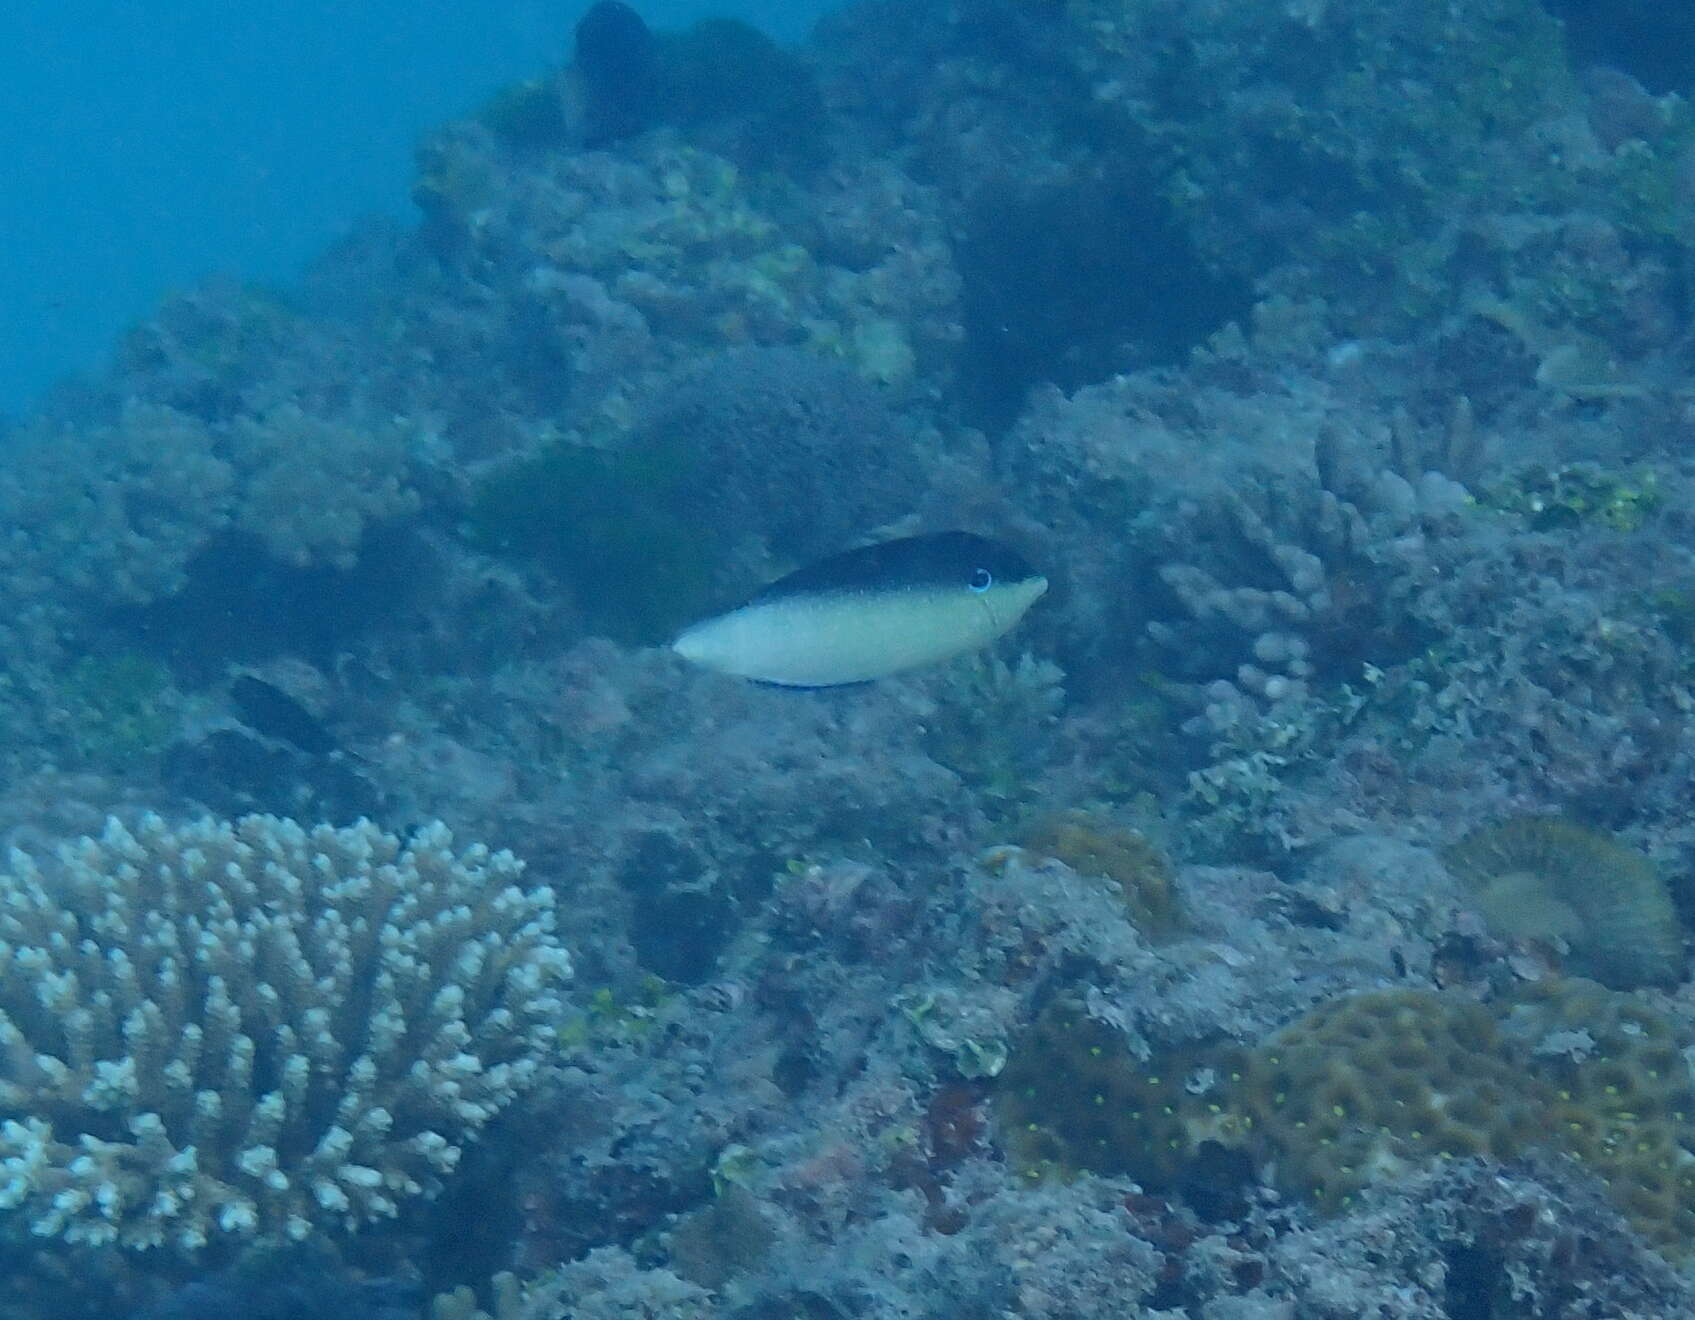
[1000,979,1695,1255]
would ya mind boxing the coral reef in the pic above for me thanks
[0,394,423,773]
[1003,357,1485,851]
[467,436,721,644]
[999,979,1695,1256]
[554,5,828,172]
[1058,0,1690,344]
[222,405,420,571]
[955,166,1250,429]
[1221,1157,1694,1319]
[1008,330,1695,853]
[919,651,1065,805]
[464,342,935,640]
[0,814,570,1251]
[655,18,830,177]
[408,125,954,424]
[11,0,1695,1312]
[1554,0,1695,95]
[997,996,1224,1193]
[1500,978,1695,1253]
[0,400,417,615]
[1235,990,1538,1210]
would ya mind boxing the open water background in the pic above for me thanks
[0,0,838,418]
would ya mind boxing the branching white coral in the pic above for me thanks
[0,813,571,1251]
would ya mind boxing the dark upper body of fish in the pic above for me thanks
[671,531,1048,687]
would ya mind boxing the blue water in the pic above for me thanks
[0,0,838,419]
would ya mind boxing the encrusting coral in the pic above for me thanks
[1016,811,1184,939]
[1000,979,1695,1255]
[0,813,572,1251]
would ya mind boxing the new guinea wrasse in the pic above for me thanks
[671,531,1048,687]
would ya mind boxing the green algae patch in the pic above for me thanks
[467,438,725,645]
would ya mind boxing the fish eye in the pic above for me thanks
[969,567,994,593]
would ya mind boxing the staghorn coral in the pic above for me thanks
[0,813,571,1251]
[1442,817,1684,989]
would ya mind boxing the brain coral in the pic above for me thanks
[1499,978,1695,1252]
[636,347,927,563]
[0,813,571,1251]
[1233,989,1542,1210]
[1442,817,1685,989]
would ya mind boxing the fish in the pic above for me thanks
[671,531,1048,687]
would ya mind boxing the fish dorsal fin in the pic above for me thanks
[751,531,1024,603]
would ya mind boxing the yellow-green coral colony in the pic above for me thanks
[998,1003,1219,1188]
[1016,811,1186,939]
[997,981,1695,1254]
[1497,978,1695,1243]
[1442,817,1685,990]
